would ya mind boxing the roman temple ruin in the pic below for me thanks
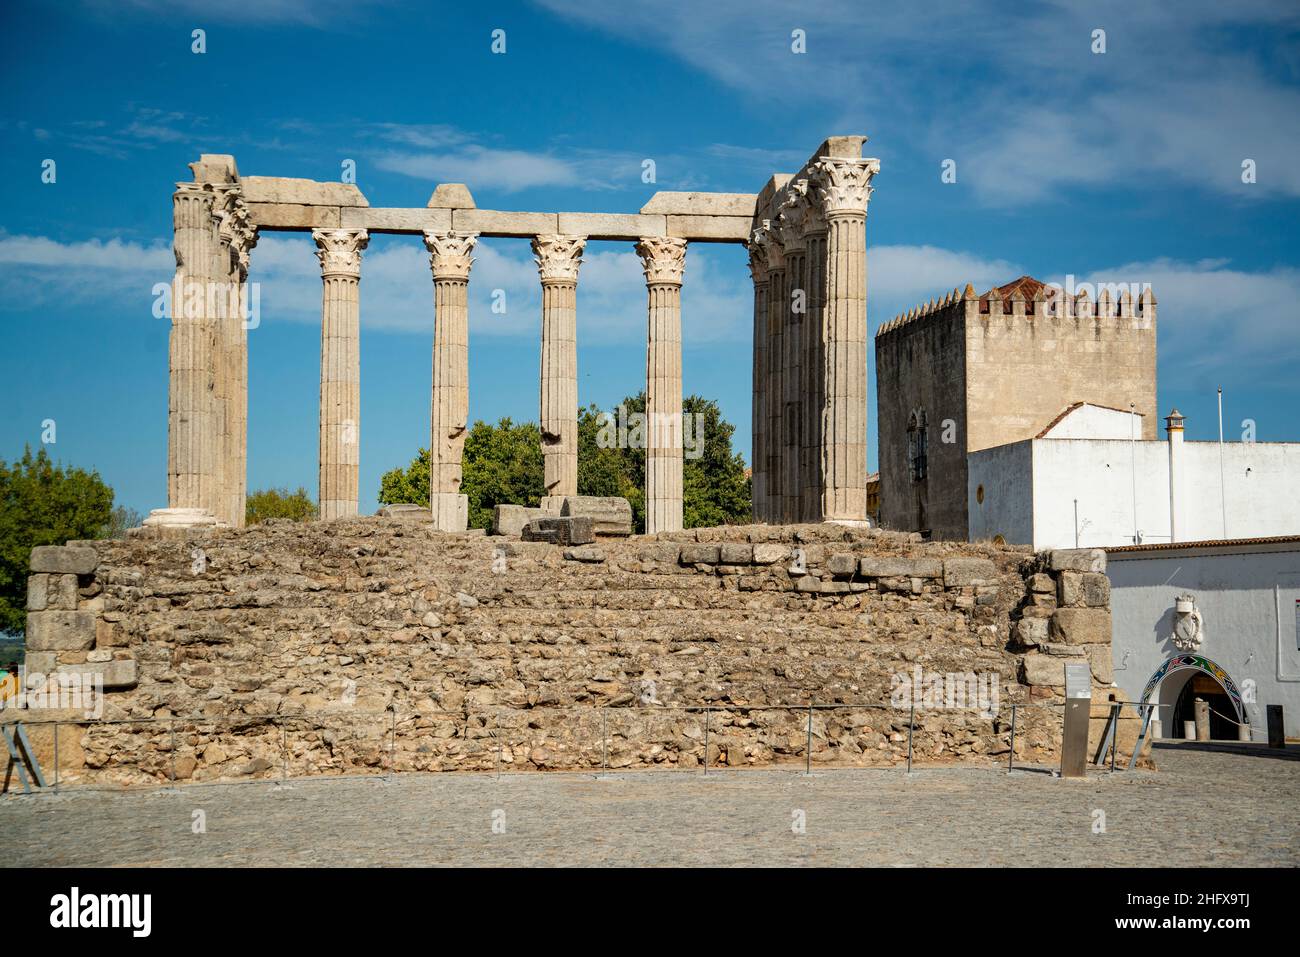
[141,136,881,535]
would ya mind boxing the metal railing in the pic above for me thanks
[2,696,1162,793]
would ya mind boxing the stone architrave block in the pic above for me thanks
[1021,654,1089,687]
[559,496,633,537]
[1049,608,1112,645]
[26,574,49,612]
[827,553,857,577]
[859,557,943,579]
[679,544,721,565]
[522,516,595,546]
[57,658,138,690]
[493,504,551,537]
[718,543,753,565]
[377,504,433,522]
[1057,571,1083,607]
[943,558,998,588]
[29,545,98,575]
[1082,573,1111,607]
[27,611,96,651]
[751,544,789,565]
[1048,549,1106,573]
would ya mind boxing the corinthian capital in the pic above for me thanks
[214,185,258,278]
[531,234,586,285]
[811,156,881,218]
[775,180,811,249]
[423,231,478,281]
[635,236,687,286]
[313,229,369,278]
[747,225,772,283]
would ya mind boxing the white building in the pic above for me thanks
[967,404,1300,550]
[1106,536,1300,741]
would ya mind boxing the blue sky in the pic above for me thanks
[1,0,1298,517]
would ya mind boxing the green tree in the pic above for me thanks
[103,505,143,540]
[245,487,318,525]
[379,397,751,534]
[0,446,114,635]
[378,418,545,530]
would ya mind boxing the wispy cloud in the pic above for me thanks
[537,0,1300,204]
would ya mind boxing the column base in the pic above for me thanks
[140,507,220,539]
[538,496,567,514]
[430,493,469,532]
[824,518,873,529]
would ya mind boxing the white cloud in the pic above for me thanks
[373,147,584,193]
[537,0,1300,203]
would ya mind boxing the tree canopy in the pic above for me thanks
[246,487,318,525]
[378,395,751,533]
[0,446,115,634]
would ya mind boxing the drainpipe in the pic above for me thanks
[1165,408,1185,543]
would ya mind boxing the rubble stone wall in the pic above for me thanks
[11,519,1142,787]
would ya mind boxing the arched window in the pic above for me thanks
[908,409,928,483]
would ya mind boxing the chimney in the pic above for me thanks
[1165,408,1186,542]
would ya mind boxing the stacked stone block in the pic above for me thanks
[12,523,1142,787]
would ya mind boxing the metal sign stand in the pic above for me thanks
[2,723,47,795]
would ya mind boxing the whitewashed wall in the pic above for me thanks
[969,438,1300,549]
[967,439,1033,544]
[1107,543,1300,739]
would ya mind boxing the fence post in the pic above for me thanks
[388,708,396,778]
[1008,704,1017,773]
[907,701,915,774]
[806,703,813,775]
[53,720,59,791]
[704,707,710,776]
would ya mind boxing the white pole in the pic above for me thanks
[1130,402,1139,544]
[1218,387,1227,538]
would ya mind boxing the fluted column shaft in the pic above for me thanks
[747,241,769,524]
[314,229,368,521]
[812,156,877,523]
[821,210,868,520]
[423,231,478,531]
[803,231,827,522]
[764,250,786,522]
[533,235,585,504]
[167,183,220,515]
[636,237,687,535]
[214,185,256,528]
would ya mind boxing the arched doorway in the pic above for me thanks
[1141,654,1246,740]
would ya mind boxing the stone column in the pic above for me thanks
[776,187,809,524]
[747,229,771,524]
[812,156,879,524]
[313,228,368,521]
[764,236,786,523]
[146,182,221,532]
[215,185,257,528]
[532,234,586,509]
[803,201,828,524]
[423,231,478,531]
[636,237,687,535]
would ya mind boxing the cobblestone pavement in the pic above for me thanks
[5,745,1297,866]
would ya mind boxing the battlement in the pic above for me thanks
[877,276,1157,340]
